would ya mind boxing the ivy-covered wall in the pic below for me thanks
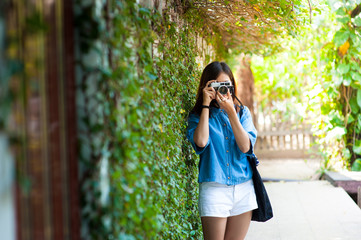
[75,0,216,238]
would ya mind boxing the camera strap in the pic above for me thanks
[235,95,244,119]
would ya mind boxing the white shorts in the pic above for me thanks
[198,179,258,218]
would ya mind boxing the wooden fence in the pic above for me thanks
[254,109,318,159]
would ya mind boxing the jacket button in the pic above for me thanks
[226,137,228,140]
[228,177,230,179]
[226,150,229,153]
[227,163,229,166]
[224,123,226,126]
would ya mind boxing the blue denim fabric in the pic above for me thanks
[186,106,257,186]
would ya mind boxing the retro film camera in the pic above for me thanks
[208,81,234,95]
[208,81,244,110]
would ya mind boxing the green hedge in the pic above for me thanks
[75,1,219,238]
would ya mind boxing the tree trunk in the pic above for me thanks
[235,54,256,126]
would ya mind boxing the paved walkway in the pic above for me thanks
[257,158,322,181]
[246,159,361,240]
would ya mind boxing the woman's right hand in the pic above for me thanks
[202,80,217,106]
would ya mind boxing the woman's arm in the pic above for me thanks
[193,80,217,147]
[193,108,210,147]
[227,108,250,153]
[216,91,250,153]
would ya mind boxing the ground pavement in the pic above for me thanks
[246,159,361,240]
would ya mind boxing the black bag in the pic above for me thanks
[238,105,273,222]
[247,155,273,222]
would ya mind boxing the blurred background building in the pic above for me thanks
[1,0,79,239]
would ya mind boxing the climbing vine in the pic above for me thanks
[75,0,209,238]
[319,0,361,170]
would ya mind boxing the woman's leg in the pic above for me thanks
[224,211,252,240]
[201,216,228,240]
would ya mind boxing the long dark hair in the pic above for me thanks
[191,61,238,115]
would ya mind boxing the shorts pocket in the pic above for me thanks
[198,183,233,217]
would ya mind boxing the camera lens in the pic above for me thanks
[219,86,228,95]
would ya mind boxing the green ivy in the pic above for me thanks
[75,0,209,238]
[319,1,361,170]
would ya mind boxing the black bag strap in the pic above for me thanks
[236,95,244,119]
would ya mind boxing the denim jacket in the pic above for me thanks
[186,106,257,185]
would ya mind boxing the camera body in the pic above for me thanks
[208,81,234,95]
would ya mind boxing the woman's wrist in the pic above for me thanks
[225,106,237,115]
[202,100,211,106]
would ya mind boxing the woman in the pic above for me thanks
[186,61,258,240]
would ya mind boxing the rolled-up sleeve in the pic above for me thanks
[240,106,257,155]
[186,113,210,155]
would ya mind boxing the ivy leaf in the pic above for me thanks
[333,75,343,87]
[338,40,350,56]
[335,7,346,16]
[357,89,361,108]
[354,16,361,27]
[337,63,350,74]
[343,148,351,160]
[326,126,346,141]
[351,159,361,171]
[350,32,359,43]
[347,114,355,124]
[147,73,158,80]
[351,71,361,82]
[351,61,360,71]
[337,16,350,24]
[321,104,332,115]
[353,140,361,155]
[330,112,343,126]
[350,98,360,114]
[139,8,151,14]
[334,29,350,47]
[343,76,352,86]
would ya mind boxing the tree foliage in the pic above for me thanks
[252,0,361,172]
[322,0,361,170]
[187,0,310,55]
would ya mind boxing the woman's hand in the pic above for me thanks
[218,90,250,152]
[216,90,235,114]
[202,80,217,106]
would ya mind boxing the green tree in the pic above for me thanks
[252,0,361,172]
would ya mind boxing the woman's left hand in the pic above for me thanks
[216,90,235,114]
